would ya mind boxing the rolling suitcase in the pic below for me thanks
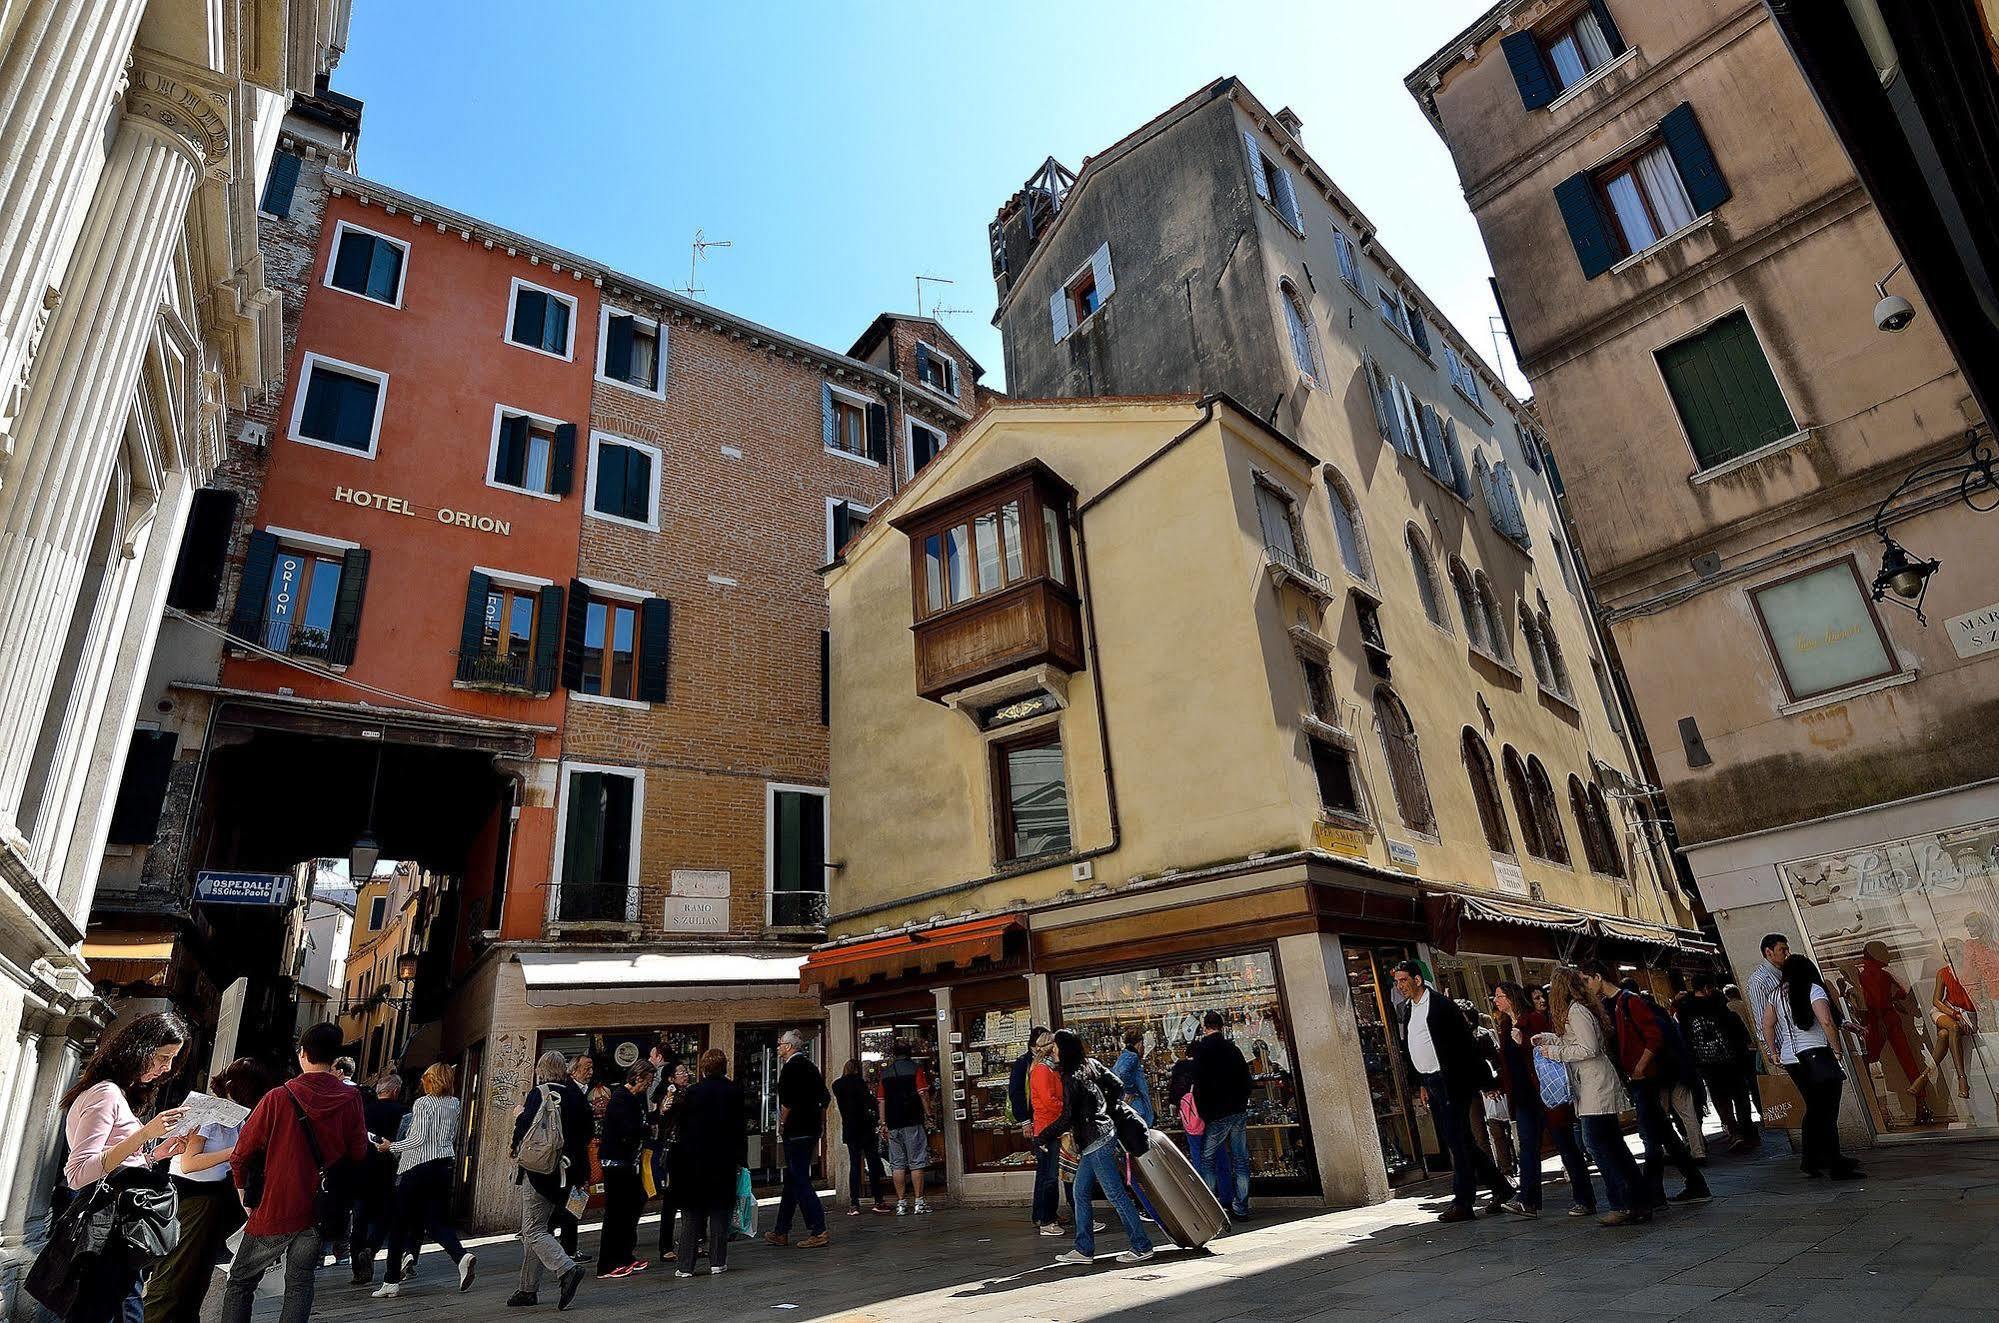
[1131,1127,1228,1249]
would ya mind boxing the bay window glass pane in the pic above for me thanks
[945,523,972,603]
[1003,740,1070,858]
[1042,506,1067,585]
[609,603,637,698]
[1603,170,1658,252]
[1000,502,1025,582]
[974,510,1001,593]
[1753,563,1897,700]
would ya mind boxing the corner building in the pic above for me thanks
[809,78,1700,1213]
[1411,1,1997,1147]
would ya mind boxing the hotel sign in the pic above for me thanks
[333,486,513,536]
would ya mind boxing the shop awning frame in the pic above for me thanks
[802,913,1025,995]
[81,931,176,987]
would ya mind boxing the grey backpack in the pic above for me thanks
[516,1083,565,1176]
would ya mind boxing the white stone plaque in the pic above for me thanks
[664,895,728,932]
[1945,603,1999,659]
[670,869,730,898]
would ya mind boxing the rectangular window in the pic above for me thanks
[325,222,407,307]
[827,498,872,560]
[581,597,640,700]
[915,342,957,397]
[472,582,538,685]
[768,785,828,928]
[263,549,343,657]
[1310,738,1361,817]
[828,394,868,459]
[918,498,1041,616]
[908,420,945,474]
[506,279,575,359]
[369,896,387,930]
[994,731,1071,861]
[1067,267,1100,323]
[1656,309,1798,468]
[1544,5,1619,88]
[1051,243,1114,341]
[1254,481,1307,569]
[490,410,563,496]
[1750,558,1900,703]
[1334,231,1365,292]
[587,433,659,528]
[558,767,638,923]
[1597,141,1697,256]
[291,354,385,456]
[1244,131,1304,233]
[599,309,664,394]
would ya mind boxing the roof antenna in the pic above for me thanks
[915,274,955,318]
[680,228,732,297]
[928,303,973,320]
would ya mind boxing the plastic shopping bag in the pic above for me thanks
[730,1167,757,1240]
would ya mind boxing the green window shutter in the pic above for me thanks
[561,579,590,692]
[495,413,528,486]
[550,422,577,495]
[865,402,889,465]
[328,547,370,665]
[331,232,372,294]
[261,151,301,217]
[167,488,239,612]
[511,289,542,346]
[455,571,491,681]
[228,530,279,641]
[604,314,634,382]
[532,584,564,693]
[637,597,671,703]
[1657,311,1795,468]
[106,730,179,845]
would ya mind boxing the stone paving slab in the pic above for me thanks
[198,1131,1999,1322]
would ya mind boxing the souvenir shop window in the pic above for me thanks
[952,984,1036,1175]
[855,1003,945,1173]
[1056,949,1318,1193]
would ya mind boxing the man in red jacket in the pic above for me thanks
[1580,961,1711,1210]
[224,1021,367,1323]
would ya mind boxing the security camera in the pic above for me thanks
[1873,260,1914,333]
[1874,294,1914,333]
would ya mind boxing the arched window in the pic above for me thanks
[1569,776,1604,873]
[1281,281,1322,385]
[1324,468,1372,581]
[1473,570,1510,663]
[1520,607,1553,688]
[1374,687,1436,835]
[1407,528,1446,629]
[1526,755,1570,865]
[1501,746,1544,860]
[1462,729,1512,854]
[1540,612,1572,696]
[1449,558,1487,651]
[1589,783,1625,878]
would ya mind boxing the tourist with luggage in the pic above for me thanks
[1389,962,1515,1223]
[1536,968,1646,1226]
[1037,1031,1154,1265]
[592,1061,652,1278]
[877,1039,935,1215]
[1761,952,1864,1180]
[506,1051,587,1311]
[1490,981,1594,1219]
[1192,1011,1255,1220]
[1582,961,1711,1208]
[222,1022,369,1323]
[832,1058,891,1216]
[373,1062,475,1297]
[765,1028,830,1248]
[671,1049,747,1278]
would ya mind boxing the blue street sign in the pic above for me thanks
[194,870,293,907]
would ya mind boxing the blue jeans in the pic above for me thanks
[773,1135,824,1235]
[1031,1141,1061,1225]
[1202,1111,1251,1214]
[1513,1103,1595,1212]
[1630,1080,1703,1205]
[1419,1072,1511,1211]
[1578,1112,1646,1213]
[1071,1140,1151,1258]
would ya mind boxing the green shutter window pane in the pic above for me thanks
[1657,311,1796,468]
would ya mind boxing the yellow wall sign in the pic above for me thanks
[1313,822,1370,859]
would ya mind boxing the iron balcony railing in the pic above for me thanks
[768,888,829,929]
[453,649,556,694]
[246,618,359,665]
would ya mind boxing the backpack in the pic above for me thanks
[515,1083,565,1176]
[1684,1009,1734,1066]
[1178,1089,1205,1137]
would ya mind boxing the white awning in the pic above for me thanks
[516,952,807,1008]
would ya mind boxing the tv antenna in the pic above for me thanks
[681,229,732,297]
[915,274,955,318]
[928,303,974,320]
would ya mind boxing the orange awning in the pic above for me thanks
[802,914,1024,994]
[81,931,176,987]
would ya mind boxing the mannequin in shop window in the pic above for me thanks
[1852,942,1940,1125]
[1932,941,1979,1102]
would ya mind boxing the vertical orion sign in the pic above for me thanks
[270,551,305,631]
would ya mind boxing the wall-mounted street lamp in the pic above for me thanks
[1870,426,1995,624]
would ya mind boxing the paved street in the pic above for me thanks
[215,1134,1999,1323]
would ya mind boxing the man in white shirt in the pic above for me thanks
[1745,934,1789,1045]
[1390,961,1511,1223]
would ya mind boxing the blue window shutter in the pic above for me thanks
[1273,166,1303,235]
[1501,32,1557,110]
[1590,0,1626,55]
[821,382,835,448]
[1660,102,1730,216]
[915,343,930,381]
[1091,242,1115,302]
[261,151,301,218]
[1554,172,1617,278]
[1243,130,1270,201]
[1049,287,1071,342]
[1408,309,1431,356]
[228,530,279,641]
[637,598,671,703]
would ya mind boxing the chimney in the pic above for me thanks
[1274,106,1303,141]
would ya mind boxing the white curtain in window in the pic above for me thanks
[1603,173,1658,252]
[1574,11,1615,66]
[1636,144,1698,233]
[1547,33,1588,87]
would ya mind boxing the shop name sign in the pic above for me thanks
[1945,602,1999,659]
[333,486,512,536]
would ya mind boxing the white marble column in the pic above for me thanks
[0,1025,46,1245]
[0,0,151,448]
[0,112,202,829]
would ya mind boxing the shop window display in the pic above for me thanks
[1780,820,1999,1136]
[536,1026,706,1199]
[953,985,1037,1173]
[1056,950,1318,1192]
[855,1004,945,1177]
[1341,945,1429,1187]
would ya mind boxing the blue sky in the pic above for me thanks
[339,1,1512,393]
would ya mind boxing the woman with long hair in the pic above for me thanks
[1492,981,1594,1219]
[671,1049,747,1278]
[1035,1030,1153,1266]
[1535,969,1646,1226]
[594,1061,653,1279]
[57,1011,192,1323]
[142,1057,271,1323]
[374,1063,476,1297]
[1760,952,1863,1180]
